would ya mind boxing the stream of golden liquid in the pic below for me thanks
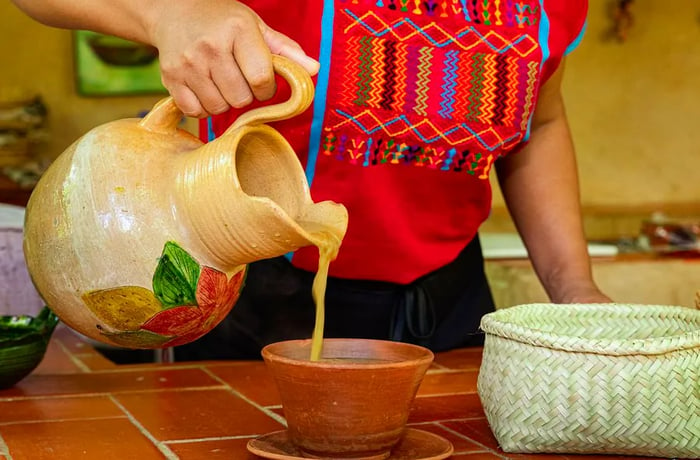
[308,231,341,362]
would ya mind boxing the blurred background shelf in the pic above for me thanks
[0,174,33,207]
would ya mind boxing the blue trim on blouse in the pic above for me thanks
[303,0,335,187]
[537,0,552,69]
[286,0,335,262]
[565,19,587,55]
[524,1,551,141]
[207,117,216,142]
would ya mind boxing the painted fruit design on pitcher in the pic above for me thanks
[82,241,246,348]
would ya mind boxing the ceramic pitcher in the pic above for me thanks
[23,56,348,349]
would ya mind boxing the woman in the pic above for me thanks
[11,0,610,360]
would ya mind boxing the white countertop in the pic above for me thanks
[481,233,619,260]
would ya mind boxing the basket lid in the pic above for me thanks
[480,303,700,356]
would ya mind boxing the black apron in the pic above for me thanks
[174,235,494,361]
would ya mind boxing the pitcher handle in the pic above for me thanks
[139,54,314,135]
[222,54,314,135]
[139,97,183,134]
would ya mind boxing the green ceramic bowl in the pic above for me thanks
[0,306,59,389]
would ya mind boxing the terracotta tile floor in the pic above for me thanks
[0,326,669,460]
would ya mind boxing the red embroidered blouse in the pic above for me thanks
[202,0,588,283]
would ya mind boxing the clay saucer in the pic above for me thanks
[247,427,454,460]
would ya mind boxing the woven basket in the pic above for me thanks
[477,303,700,458]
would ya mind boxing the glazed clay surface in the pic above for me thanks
[23,56,348,349]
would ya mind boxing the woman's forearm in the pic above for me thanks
[10,0,319,118]
[10,0,157,45]
[496,63,610,303]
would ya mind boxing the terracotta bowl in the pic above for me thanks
[0,306,59,389]
[261,338,434,459]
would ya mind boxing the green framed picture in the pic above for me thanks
[73,30,167,96]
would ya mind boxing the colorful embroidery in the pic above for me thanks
[343,0,539,25]
[322,3,543,178]
[342,10,539,54]
[322,131,495,178]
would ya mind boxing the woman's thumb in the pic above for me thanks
[262,27,320,76]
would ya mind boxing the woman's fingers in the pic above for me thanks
[232,21,276,102]
[153,0,318,118]
[167,84,205,118]
[210,56,254,109]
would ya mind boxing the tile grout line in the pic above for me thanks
[417,391,479,397]
[415,391,480,398]
[0,385,227,403]
[0,415,127,427]
[0,431,13,460]
[164,434,257,445]
[53,362,254,374]
[412,423,496,456]
[108,395,179,460]
[426,368,480,375]
[409,417,486,426]
[53,338,92,373]
[429,362,450,370]
[434,421,510,459]
[200,367,288,428]
[77,364,210,374]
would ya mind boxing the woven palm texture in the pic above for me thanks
[477,303,700,458]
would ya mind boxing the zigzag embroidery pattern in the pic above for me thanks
[520,60,538,132]
[501,55,520,126]
[438,50,459,119]
[466,53,485,122]
[328,3,544,176]
[355,36,373,106]
[341,37,362,104]
[368,39,387,107]
[478,53,497,124]
[380,41,398,110]
[343,9,538,56]
[343,36,533,127]
[413,47,432,116]
[492,54,508,125]
[330,108,522,150]
[514,2,539,26]
[391,43,409,111]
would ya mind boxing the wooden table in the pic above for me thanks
[0,327,666,460]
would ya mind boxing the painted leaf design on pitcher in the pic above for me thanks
[83,286,164,331]
[153,241,201,307]
[140,266,246,347]
[81,241,245,348]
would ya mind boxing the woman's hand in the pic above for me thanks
[10,0,319,117]
[149,0,320,117]
[551,282,612,304]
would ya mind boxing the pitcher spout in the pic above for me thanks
[172,124,347,270]
[296,201,349,252]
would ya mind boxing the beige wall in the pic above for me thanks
[565,0,700,208]
[2,1,699,211]
[1,4,165,159]
[491,0,700,211]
